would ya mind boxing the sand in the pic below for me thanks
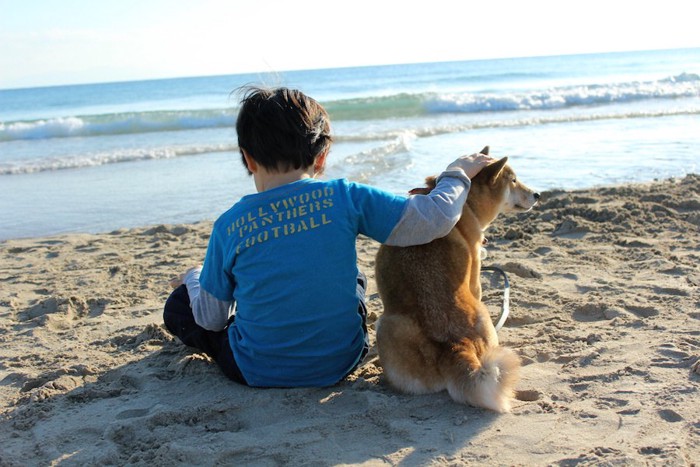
[1,174,699,466]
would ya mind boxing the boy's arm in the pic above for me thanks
[183,267,234,331]
[384,169,470,247]
[384,152,494,246]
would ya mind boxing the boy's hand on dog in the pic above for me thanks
[446,153,495,179]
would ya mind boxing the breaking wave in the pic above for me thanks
[1,73,698,143]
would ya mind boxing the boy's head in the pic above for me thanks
[235,86,332,175]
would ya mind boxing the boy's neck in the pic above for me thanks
[253,166,315,192]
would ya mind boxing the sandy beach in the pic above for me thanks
[1,174,699,466]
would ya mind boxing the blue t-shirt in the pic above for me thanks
[199,178,407,387]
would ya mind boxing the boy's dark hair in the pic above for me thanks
[235,86,333,174]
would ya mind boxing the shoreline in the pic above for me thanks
[1,172,698,243]
[1,174,699,465]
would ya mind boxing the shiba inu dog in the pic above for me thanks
[375,147,539,412]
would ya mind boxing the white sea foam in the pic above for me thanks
[3,106,698,176]
[0,143,237,175]
[425,73,700,113]
[335,132,416,183]
[0,109,236,142]
[336,107,700,142]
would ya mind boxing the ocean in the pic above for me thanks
[1,48,699,240]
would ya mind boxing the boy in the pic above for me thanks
[164,86,493,387]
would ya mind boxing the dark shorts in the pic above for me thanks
[163,285,247,385]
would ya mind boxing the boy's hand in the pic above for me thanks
[445,153,495,179]
[168,267,200,289]
[169,273,186,289]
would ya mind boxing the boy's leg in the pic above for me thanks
[163,285,221,357]
[163,285,247,384]
[213,333,247,384]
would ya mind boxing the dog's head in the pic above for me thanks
[409,146,539,226]
[471,147,539,215]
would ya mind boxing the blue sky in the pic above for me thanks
[1,0,698,89]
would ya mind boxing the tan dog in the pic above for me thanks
[375,147,539,412]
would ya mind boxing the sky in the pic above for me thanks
[1,0,699,89]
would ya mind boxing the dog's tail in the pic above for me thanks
[447,344,521,413]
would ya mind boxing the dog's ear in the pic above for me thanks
[480,146,490,155]
[479,156,508,185]
[409,175,438,195]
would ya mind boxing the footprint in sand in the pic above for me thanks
[625,305,659,318]
[652,344,692,369]
[691,359,700,375]
[572,302,660,322]
[572,302,609,322]
[515,389,541,402]
[115,407,152,420]
[498,262,542,279]
[18,296,108,331]
[657,409,684,423]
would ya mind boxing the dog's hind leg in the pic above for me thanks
[444,341,521,413]
[376,314,446,394]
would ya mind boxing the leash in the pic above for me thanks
[481,266,511,332]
